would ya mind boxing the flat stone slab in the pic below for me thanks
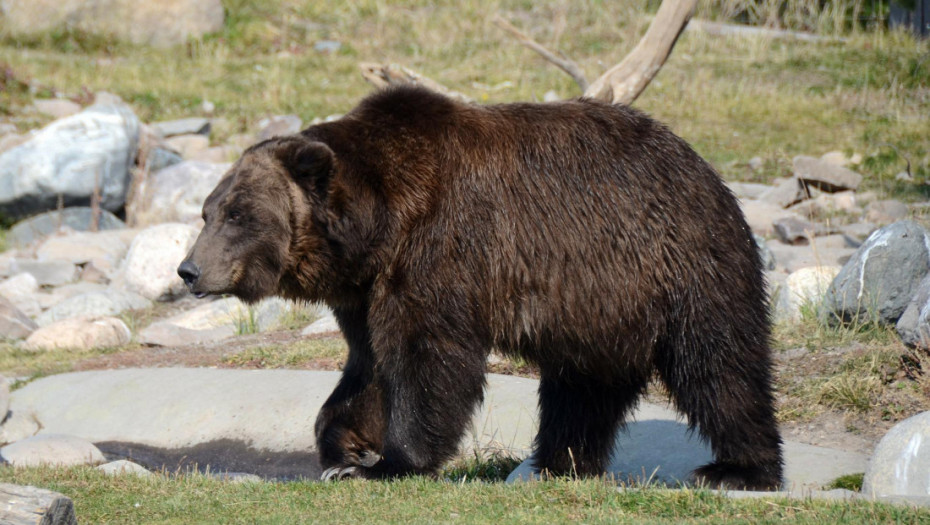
[11,369,865,488]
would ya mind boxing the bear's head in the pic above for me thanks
[178,135,341,304]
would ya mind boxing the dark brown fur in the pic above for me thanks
[179,86,783,489]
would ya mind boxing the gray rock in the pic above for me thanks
[313,40,342,53]
[753,235,776,271]
[758,178,806,208]
[97,459,152,477]
[0,409,41,446]
[842,222,878,244]
[24,316,132,351]
[301,308,340,336]
[115,223,199,301]
[0,272,40,316]
[147,147,184,173]
[138,297,293,346]
[128,161,230,227]
[866,199,909,225]
[6,207,126,248]
[788,191,860,219]
[0,373,7,424]
[10,259,77,287]
[0,295,38,339]
[257,115,302,142]
[793,155,863,192]
[32,99,82,119]
[739,199,803,237]
[862,411,930,498]
[748,156,764,171]
[36,289,150,326]
[766,239,855,273]
[896,274,930,349]
[0,100,140,220]
[1,0,225,47]
[151,118,211,138]
[0,433,105,467]
[727,181,771,200]
[823,221,930,325]
[773,216,816,245]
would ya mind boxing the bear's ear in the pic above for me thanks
[271,137,335,197]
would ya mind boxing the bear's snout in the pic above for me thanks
[177,260,201,289]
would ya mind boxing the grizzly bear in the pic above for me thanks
[178,86,783,489]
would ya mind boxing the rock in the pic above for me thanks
[789,191,859,219]
[765,239,855,273]
[0,0,225,47]
[24,316,132,351]
[865,199,909,225]
[151,118,211,138]
[727,181,771,200]
[862,411,930,498]
[0,409,41,446]
[36,230,132,270]
[773,216,816,245]
[758,178,806,208]
[753,235,776,271]
[129,161,230,227]
[148,147,185,173]
[739,199,802,237]
[257,115,302,142]
[190,146,236,163]
[748,156,764,171]
[0,100,140,220]
[793,155,863,192]
[139,297,293,346]
[823,221,930,325]
[0,373,7,422]
[0,434,105,467]
[773,266,841,322]
[0,132,28,155]
[32,98,82,119]
[165,133,210,159]
[896,274,930,349]
[301,308,340,336]
[97,460,152,477]
[820,150,854,167]
[36,289,151,326]
[0,272,40,316]
[6,207,126,248]
[10,259,77,287]
[842,222,878,244]
[0,296,37,339]
[313,40,342,53]
[115,223,199,301]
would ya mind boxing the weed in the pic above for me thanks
[827,472,865,491]
[233,306,258,336]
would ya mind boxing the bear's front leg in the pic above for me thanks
[332,323,489,480]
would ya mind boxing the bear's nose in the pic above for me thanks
[177,261,201,288]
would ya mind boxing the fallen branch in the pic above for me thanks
[0,483,77,525]
[358,63,474,104]
[491,15,588,92]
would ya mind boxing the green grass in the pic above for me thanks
[0,340,122,381]
[2,467,927,524]
[222,338,348,368]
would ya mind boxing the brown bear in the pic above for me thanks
[178,86,783,489]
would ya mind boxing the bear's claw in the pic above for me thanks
[321,466,361,481]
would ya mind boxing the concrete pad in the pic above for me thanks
[10,369,866,488]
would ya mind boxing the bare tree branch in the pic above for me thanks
[492,15,589,92]
[584,0,698,105]
[359,63,474,103]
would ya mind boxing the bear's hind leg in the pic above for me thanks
[655,333,783,491]
[532,367,648,478]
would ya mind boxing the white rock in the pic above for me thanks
[0,433,105,467]
[128,161,230,227]
[32,99,82,119]
[139,297,293,346]
[97,460,152,477]
[739,199,803,237]
[0,295,38,339]
[0,373,8,422]
[0,272,40,316]
[863,411,930,498]
[10,259,78,287]
[166,134,210,159]
[0,100,140,220]
[774,266,841,321]
[301,308,340,336]
[0,409,41,446]
[116,223,199,301]
[36,289,151,326]
[36,230,132,268]
[24,316,132,351]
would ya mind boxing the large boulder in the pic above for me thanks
[6,207,125,248]
[24,316,132,351]
[0,434,105,467]
[0,296,37,339]
[128,161,230,227]
[793,155,863,193]
[139,296,294,346]
[35,289,150,326]
[114,223,199,301]
[863,411,930,498]
[0,0,225,47]
[896,274,930,349]
[0,100,140,221]
[822,221,930,325]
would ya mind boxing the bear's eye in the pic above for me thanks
[227,210,242,223]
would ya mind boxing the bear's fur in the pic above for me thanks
[179,86,783,489]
